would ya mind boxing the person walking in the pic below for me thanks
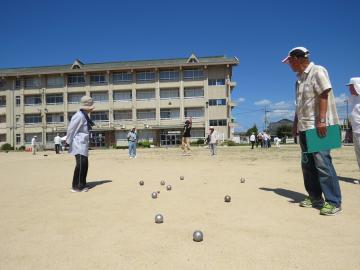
[283,46,342,216]
[208,126,218,156]
[347,77,360,173]
[54,133,61,154]
[127,127,137,159]
[31,135,37,155]
[250,132,256,149]
[256,132,263,148]
[181,117,192,155]
[66,96,95,193]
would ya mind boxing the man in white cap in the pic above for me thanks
[347,77,360,172]
[283,46,342,216]
[208,126,218,156]
[127,127,137,158]
[31,135,37,155]
[66,96,95,193]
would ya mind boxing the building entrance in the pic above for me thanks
[90,132,106,147]
[160,130,181,146]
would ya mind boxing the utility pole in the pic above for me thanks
[344,99,349,129]
[264,106,270,131]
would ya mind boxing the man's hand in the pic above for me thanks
[316,122,327,137]
[292,124,298,137]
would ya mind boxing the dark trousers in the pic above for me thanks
[72,154,88,189]
[55,144,60,154]
[251,141,255,149]
[299,132,342,207]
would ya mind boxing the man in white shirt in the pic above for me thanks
[283,46,342,216]
[127,127,137,158]
[208,127,218,156]
[31,136,37,155]
[54,133,61,154]
[250,132,256,149]
[347,77,360,171]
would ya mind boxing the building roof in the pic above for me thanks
[0,55,239,77]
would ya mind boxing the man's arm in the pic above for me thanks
[317,89,330,137]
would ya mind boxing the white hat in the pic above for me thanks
[80,96,95,110]
[282,47,310,63]
[346,77,360,94]
[209,126,214,129]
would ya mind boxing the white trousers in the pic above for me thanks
[353,132,360,170]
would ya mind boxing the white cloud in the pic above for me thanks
[268,109,295,120]
[270,101,293,110]
[334,93,348,107]
[254,99,271,106]
[236,97,245,103]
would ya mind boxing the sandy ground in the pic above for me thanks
[0,144,360,270]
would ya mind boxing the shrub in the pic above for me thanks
[1,143,14,151]
[18,145,26,151]
[222,140,239,146]
[138,140,151,148]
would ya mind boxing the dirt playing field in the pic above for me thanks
[1,144,359,270]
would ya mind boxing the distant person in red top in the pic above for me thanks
[181,117,192,155]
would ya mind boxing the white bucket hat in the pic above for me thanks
[346,77,360,95]
[80,96,95,110]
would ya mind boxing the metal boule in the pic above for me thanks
[224,195,231,203]
[193,230,203,242]
[160,180,166,185]
[155,214,163,224]
[151,192,158,199]
[180,176,184,180]
[139,180,144,186]
[166,185,172,191]
[240,177,245,183]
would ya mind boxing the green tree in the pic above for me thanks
[246,124,258,136]
[276,124,292,138]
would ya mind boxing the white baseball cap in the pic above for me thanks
[282,47,310,63]
[347,77,360,94]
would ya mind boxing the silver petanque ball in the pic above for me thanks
[160,180,166,185]
[151,192,158,199]
[193,230,203,242]
[166,185,172,191]
[155,214,163,224]
[180,176,184,180]
[139,180,144,186]
[240,177,245,183]
[224,195,231,202]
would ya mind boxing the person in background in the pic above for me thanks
[54,133,61,154]
[250,132,256,149]
[208,126,218,156]
[256,132,263,148]
[181,117,192,155]
[31,135,37,155]
[66,96,95,193]
[347,77,360,174]
[127,127,137,159]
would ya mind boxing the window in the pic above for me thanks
[24,95,41,106]
[136,89,155,100]
[208,79,225,86]
[113,90,132,101]
[25,133,42,143]
[47,76,64,88]
[68,112,76,121]
[136,71,155,82]
[46,113,64,124]
[25,114,42,124]
[68,93,85,104]
[16,96,21,106]
[0,96,6,107]
[67,74,85,85]
[0,134,6,142]
[15,79,21,89]
[209,99,226,106]
[91,92,109,103]
[16,134,21,144]
[160,109,180,120]
[137,109,156,120]
[160,88,179,99]
[0,80,4,89]
[183,69,203,80]
[209,119,227,126]
[114,110,132,121]
[191,129,205,138]
[46,94,63,105]
[113,72,132,83]
[24,77,41,89]
[184,87,204,98]
[184,107,204,118]
[159,70,179,81]
[90,74,107,85]
[0,115,6,123]
[90,111,109,122]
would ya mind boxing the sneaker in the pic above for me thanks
[80,187,89,192]
[320,202,342,216]
[299,196,324,208]
[70,188,81,193]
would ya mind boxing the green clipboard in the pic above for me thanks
[305,124,341,153]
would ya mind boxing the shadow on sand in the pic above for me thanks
[259,187,306,203]
[338,176,358,184]
[86,180,112,189]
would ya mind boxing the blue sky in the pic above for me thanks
[1,0,359,131]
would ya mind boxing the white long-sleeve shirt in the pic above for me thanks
[66,111,90,157]
[209,131,218,144]
[54,136,61,144]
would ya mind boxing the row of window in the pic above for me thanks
[9,69,218,89]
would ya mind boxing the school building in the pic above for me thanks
[0,54,238,148]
